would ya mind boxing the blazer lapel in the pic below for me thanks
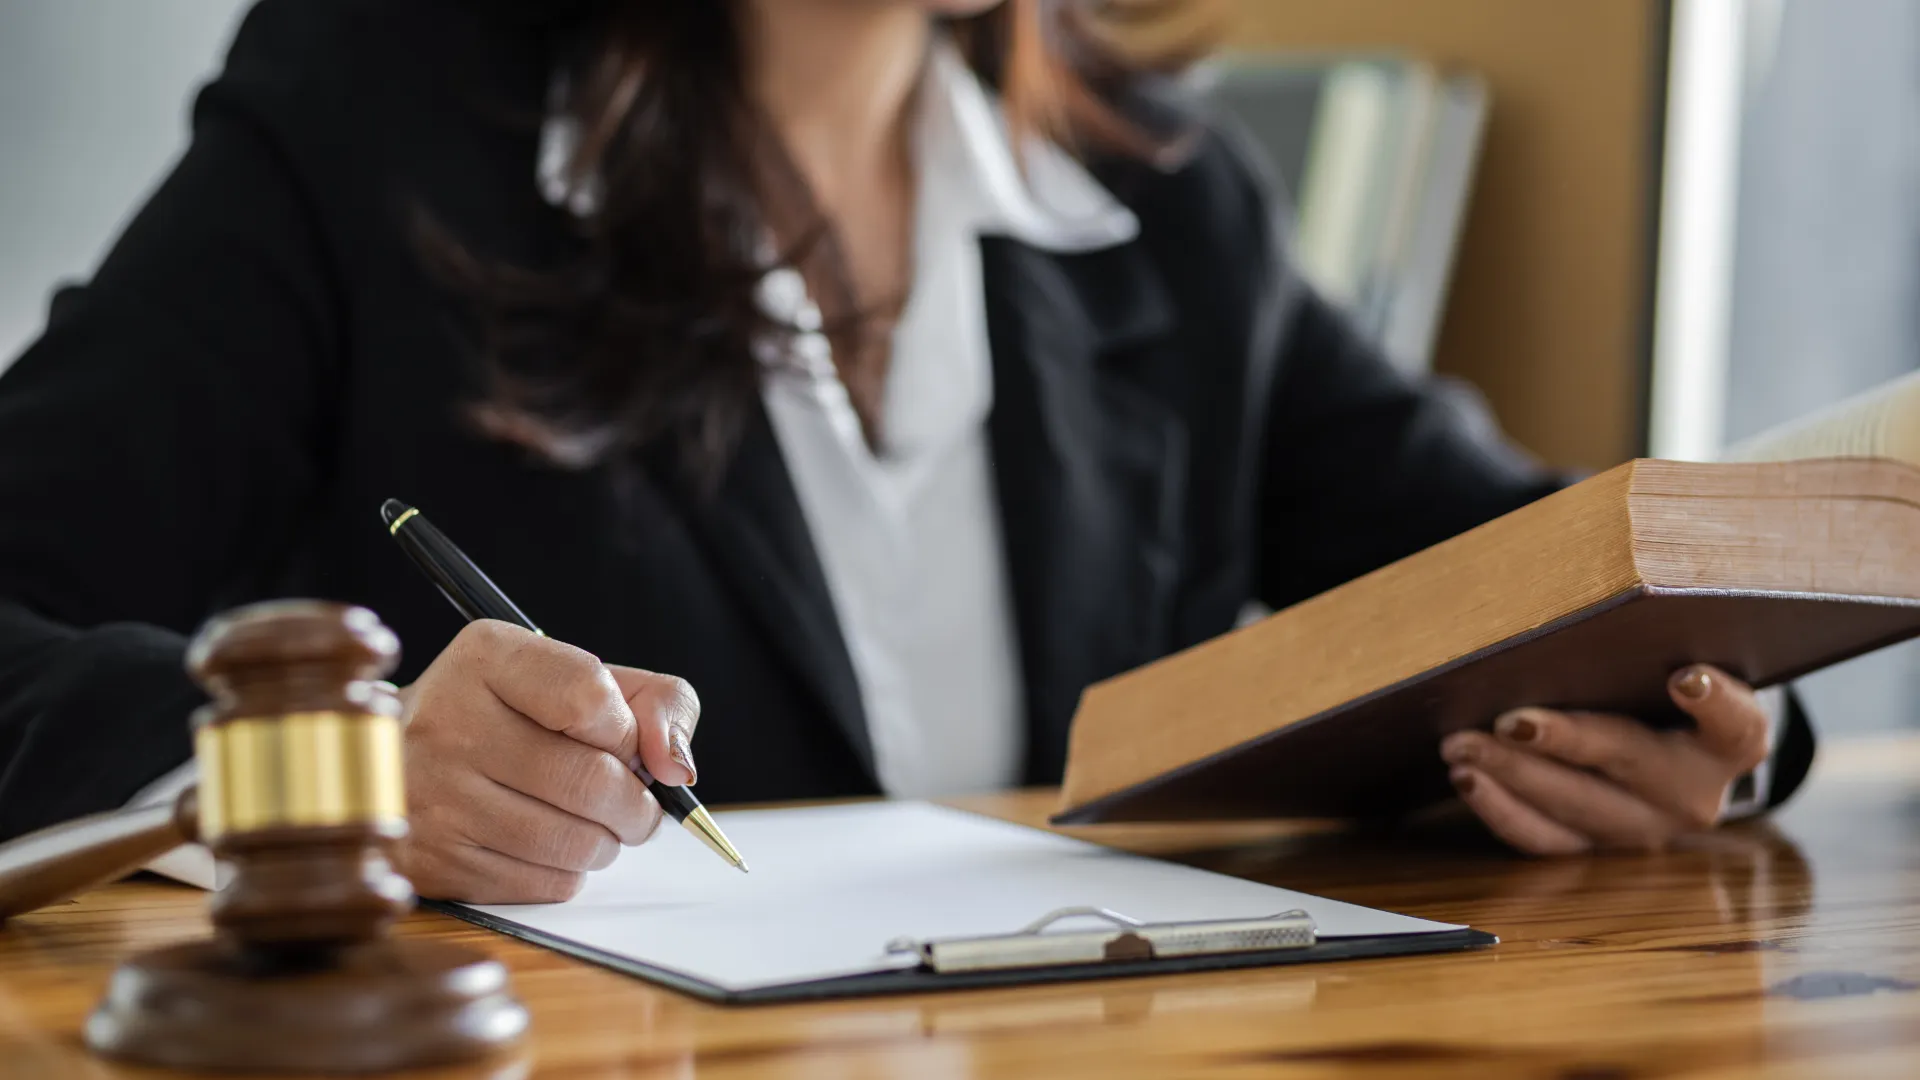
[657,404,875,782]
[980,236,1184,785]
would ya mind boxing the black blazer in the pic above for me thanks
[0,0,1811,840]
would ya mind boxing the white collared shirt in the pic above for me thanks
[752,44,1137,796]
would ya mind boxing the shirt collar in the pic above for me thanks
[536,39,1138,254]
[913,38,1139,253]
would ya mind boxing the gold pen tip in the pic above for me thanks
[683,806,749,873]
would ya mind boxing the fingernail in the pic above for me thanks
[1451,768,1477,796]
[669,726,697,785]
[1495,710,1539,743]
[1440,732,1478,765]
[1674,667,1713,701]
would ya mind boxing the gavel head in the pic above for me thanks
[186,601,412,956]
[85,602,527,1073]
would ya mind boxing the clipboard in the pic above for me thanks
[436,801,1498,1005]
[434,902,1496,1005]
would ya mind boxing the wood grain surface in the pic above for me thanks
[3,736,1918,1079]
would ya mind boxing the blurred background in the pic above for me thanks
[1,0,1915,733]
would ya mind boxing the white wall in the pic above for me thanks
[0,0,252,368]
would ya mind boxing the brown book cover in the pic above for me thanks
[1054,458,1920,824]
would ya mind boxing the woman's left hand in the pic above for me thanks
[1441,664,1773,855]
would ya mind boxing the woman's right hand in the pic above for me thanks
[395,620,700,903]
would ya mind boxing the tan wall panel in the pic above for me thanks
[1230,1,1664,470]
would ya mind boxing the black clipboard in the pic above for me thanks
[430,901,1498,1006]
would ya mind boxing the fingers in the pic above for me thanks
[448,770,623,873]
[1447,766,1592,855]
[1490,707,1727,828]
[457,621,641,760]
[1436,667,1771,858]
[1442,731,1682,850]
[475,722,664,846]
[402,627,698,902]
[405,838,589,905]
[1668,665,1771,770]
[609,666,701,787]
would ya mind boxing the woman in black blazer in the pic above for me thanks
[0,0,1803,900]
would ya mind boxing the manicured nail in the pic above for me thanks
[1451,768,1477,796]
[1674,667,1713,701]
[669,726,697,785]
[1440,732,1478,765]
[1495,710,1540,743]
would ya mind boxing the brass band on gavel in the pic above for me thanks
[194,709,406,841]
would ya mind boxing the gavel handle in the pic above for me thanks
[0,787,197,921]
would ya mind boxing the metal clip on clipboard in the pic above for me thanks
[884,907,1318,975]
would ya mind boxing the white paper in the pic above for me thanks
[460,801,1463,993]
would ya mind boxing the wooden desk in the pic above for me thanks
[3,737,1919,1079]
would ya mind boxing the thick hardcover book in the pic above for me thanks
[1056,454,1920,824]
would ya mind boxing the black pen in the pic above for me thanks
[380,499,748,873]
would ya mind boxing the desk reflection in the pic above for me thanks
[14,762,1920,1080]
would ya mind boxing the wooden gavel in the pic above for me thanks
[0,601,526,1073]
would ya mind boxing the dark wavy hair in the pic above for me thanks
[436,1,1205,485]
